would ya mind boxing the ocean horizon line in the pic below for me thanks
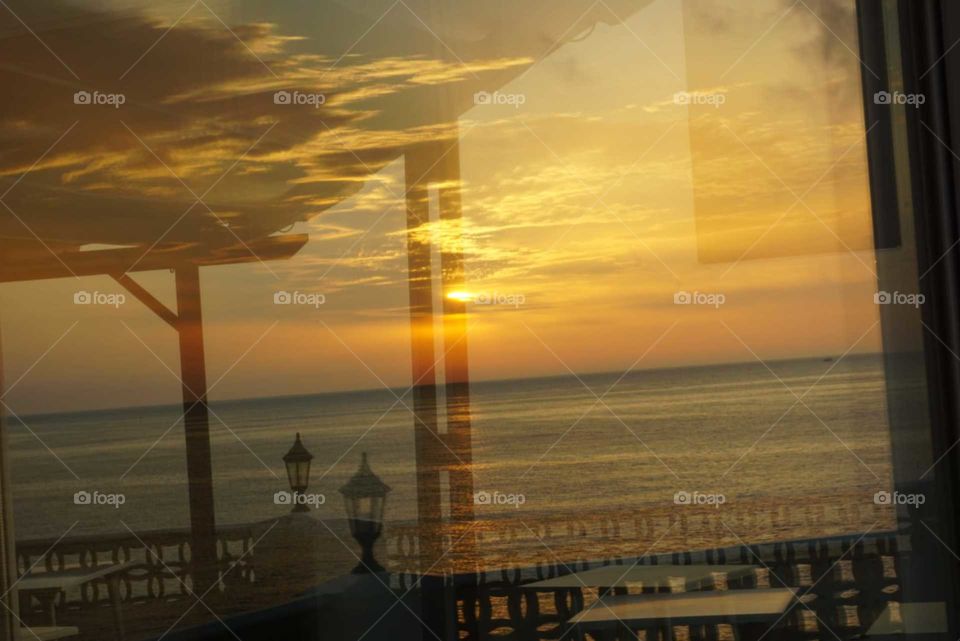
[15,350,882,422]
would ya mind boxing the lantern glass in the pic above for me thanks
[282,433,314,495]
[340,453,391,536]
[286,459,311,491]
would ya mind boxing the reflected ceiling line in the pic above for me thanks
[0,0,78,79]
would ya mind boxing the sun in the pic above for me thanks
[446,291,474,302]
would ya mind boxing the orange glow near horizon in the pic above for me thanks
[0,0,888,414]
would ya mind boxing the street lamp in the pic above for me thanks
[339,452,391,573]
[283,432,313,513]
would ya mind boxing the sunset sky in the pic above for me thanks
[0,0,883,414]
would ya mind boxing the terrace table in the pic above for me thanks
[524,564,757,591]
[19,562,132,641]
[568,588,797,641]
[865,602,948,636]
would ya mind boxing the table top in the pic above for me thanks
[19,561,134,591]
[524,564,757,589]
[866,602,947,636]
[570,588,797,626]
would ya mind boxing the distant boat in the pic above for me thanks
[823,357,835,362]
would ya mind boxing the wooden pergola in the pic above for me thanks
[1,235,307,603]
[0,1,656,638]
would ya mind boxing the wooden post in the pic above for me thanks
[405,130,476,641]
[404,147,444,566]
[175,263,218,595]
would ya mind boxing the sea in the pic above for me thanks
[7,353,899,563]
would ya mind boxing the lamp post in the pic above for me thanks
[339,452,391,574]
[283,433,313,513]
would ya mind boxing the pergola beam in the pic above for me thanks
[0,234,308,283]
[111,273,178,328]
